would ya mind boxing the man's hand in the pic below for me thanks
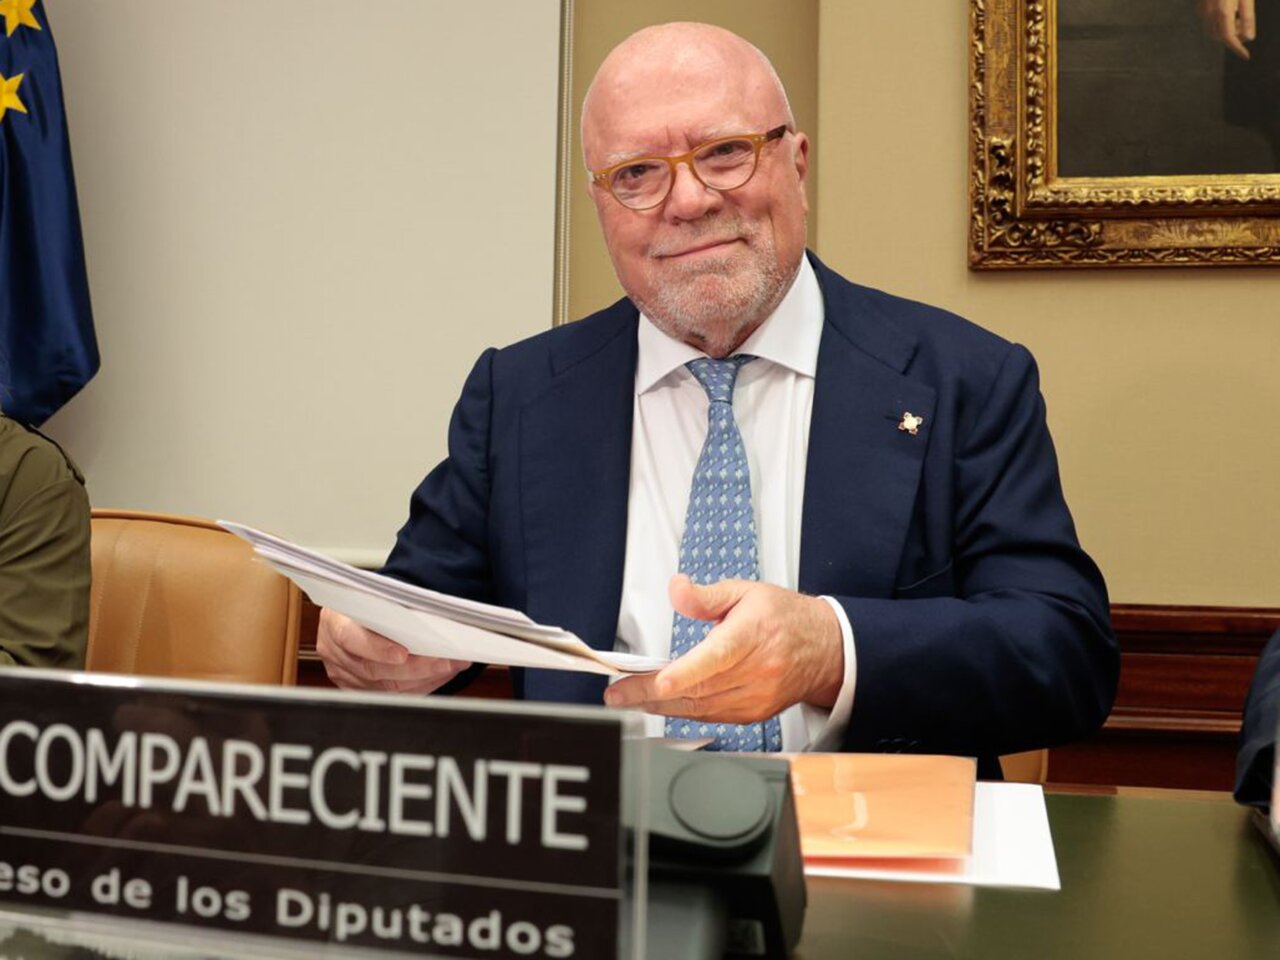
[603,574,844,723]
[316,608,471,694]
[1199,0,1257,59]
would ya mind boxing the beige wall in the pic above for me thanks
[42,0,1280,602]
[816,1,1280,606]
[44,0,561,563]
[566,2,1280,607]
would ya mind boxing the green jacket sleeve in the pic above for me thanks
[0,446,91,669]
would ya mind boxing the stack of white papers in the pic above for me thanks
[805,782,1060,890]
[218,522,667,676]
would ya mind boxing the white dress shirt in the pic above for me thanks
[613,256,857,750]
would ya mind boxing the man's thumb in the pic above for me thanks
[669,574,750,621]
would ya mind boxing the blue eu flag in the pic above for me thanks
[0,0,97,425]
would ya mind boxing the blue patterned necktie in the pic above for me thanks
[665,355,782,752]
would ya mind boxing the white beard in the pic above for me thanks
[626,215,799,357]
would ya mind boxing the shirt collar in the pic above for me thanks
[635,254,824,395]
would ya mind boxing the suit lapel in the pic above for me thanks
[520,307,637,664]
[799,257,937,598]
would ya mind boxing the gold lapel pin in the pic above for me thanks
[898,412,924,436]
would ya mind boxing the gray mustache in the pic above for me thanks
[647,215,747,258]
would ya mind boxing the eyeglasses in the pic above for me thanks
[591,125,789,211]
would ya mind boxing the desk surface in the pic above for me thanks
[801,792,1280,960]
[2,792,1277,959]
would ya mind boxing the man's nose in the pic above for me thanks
[662,161,723,222]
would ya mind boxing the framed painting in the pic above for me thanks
[970,0,1280,268]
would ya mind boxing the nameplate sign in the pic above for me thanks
[0,670,624,958]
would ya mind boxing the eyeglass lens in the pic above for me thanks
[609,137,760,209]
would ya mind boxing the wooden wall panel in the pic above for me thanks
[1047,605,1280,790]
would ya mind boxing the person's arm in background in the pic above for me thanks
[1199,0,1257,59]
[1236,628,1280,807]
[0,435,91,668]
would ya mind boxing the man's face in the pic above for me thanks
[583,62,809,356]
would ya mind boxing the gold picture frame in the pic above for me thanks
[970,0,1280,268]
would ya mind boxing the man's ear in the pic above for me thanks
[791,132,811,187]
[791,132,810,214]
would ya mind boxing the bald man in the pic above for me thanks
[317,23,1117,776]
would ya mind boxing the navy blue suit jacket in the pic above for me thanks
[384,254,1118,776]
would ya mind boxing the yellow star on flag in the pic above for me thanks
[0,0,42,38]
[0,71,27,125]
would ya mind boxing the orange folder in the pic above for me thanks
[790,753,977,863]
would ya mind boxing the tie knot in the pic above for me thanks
[686,355,755,404]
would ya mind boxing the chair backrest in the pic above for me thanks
[87,510,301,685]
[1000,748,1049,784]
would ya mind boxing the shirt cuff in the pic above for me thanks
[800,596,857,751]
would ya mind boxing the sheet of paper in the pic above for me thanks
[804,782,1060,890]
[290,574,619,675]
[219,521,668,676]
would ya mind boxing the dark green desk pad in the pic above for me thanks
[801,794,1280,960]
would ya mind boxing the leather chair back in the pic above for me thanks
[87,510,301,685]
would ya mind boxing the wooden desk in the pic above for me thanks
[800,790,1280,959]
